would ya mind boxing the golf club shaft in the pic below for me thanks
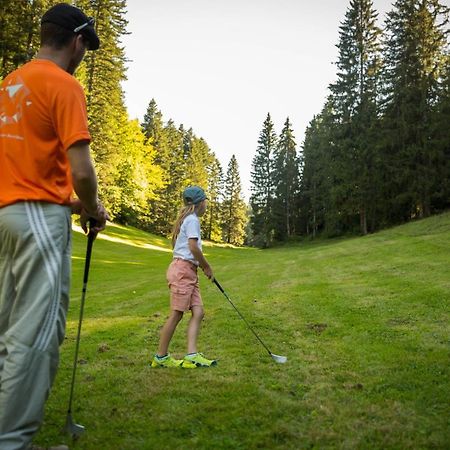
[213,279,273,356]
[67,228,95,414]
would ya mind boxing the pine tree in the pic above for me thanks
[164,119,187,220]
[141,100,172,234]
[185,136,212,188]
[300,107,333,238]
[222,155,247,245]
[142,98,164,146]
[74,0,130,217]
[329,0,382,234]
[205,155,224,242]
[151,119,185,235]
[0,0,54,77]
[113,117,163,226]
[249,113,277,247]
[429,56,450,211]
[272,117,300,240]
[380,0,449,222]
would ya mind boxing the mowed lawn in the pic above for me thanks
[36,213,450,449]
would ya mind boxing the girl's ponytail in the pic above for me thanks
[171,204,196,248]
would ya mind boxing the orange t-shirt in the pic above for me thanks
[0,59,91,207]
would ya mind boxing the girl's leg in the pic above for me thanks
[187,305,204,354]
[157,310,184,356]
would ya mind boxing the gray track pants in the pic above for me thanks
[0,202,72,450]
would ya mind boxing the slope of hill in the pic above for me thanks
[36,213,450,449]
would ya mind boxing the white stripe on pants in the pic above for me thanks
[0,202,71,450]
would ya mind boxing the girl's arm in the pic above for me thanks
[188,238,214,280]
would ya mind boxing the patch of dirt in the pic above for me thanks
[387,317,414,326]
[307,323,328,334]
[98,343,110,353]
[344,382,364,390]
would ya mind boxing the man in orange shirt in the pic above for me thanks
[0,4,109,449]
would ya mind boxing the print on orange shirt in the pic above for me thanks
[0,75,31,141]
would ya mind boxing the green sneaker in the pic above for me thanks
[151,354,182,368]
[184,352,217,367]
[180,359,197,369]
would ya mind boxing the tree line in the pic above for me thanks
[2,0,449,248]
[249,0,450,246]
[140,99,247,244]
[0,0,248,245]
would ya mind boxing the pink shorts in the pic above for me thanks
[167,258,203,312]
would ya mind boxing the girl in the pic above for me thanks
[152,186,217,368]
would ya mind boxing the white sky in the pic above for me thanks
[121,0,399,198]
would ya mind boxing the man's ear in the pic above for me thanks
[74,34,85,49]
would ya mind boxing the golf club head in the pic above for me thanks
[270,353,287,364]
[63,413,85,440]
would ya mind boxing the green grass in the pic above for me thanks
[35,214,450,449]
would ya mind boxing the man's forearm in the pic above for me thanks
[72,168,98,214]
[67,143,99,214]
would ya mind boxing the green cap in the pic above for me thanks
[183,186,207,205]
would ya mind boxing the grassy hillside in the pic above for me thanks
[35,213,450,449]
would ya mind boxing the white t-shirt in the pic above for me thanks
[173,213,202,265]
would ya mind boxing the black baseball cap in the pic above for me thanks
[41,3,100,50]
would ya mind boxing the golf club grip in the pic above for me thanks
[87,217,97,237]
[83,219,96,284]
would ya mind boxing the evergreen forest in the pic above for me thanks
[1,0,449,246]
